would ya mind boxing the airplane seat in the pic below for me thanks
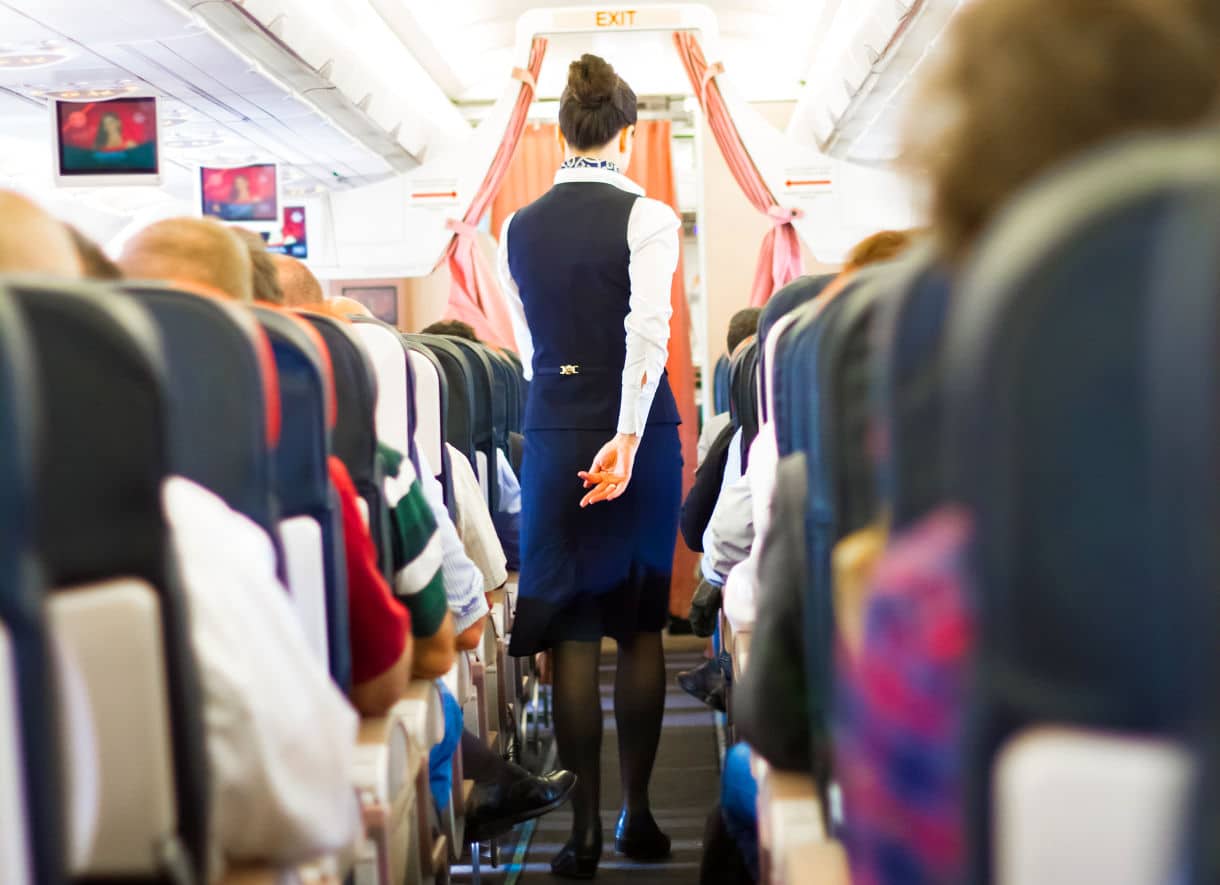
[404,343,457,522]
[252,307,352,692]
[501,349,528,429]
[757,273,836,422]
[350,317,422,478]
[412,335,478,472]
[712,353,731,416]
[7,281,209,883]
[727,337,760,470]
[445,337,500,513]
[872,252,955,532]
[943,130,1220,882]
[0,290,62,885]
[119,285,283,545]
[299,313,394,583]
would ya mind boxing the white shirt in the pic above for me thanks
[162,477,360,875]
[701,429,748,586]
[415,448,491,634]
[447,444,509,594]
[697,411,733,466]
[497,165,680,436]
[723,424,780,634]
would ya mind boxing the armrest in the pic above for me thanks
[218,864,281,885]
[732,630,752,682]
[755,756,828,877]
[784,840,850,885]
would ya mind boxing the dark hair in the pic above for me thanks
[559,54,638,151]
[93,112,122,150]
[67,225,123,280]
[422,319,479,342]
[726,308,761,355]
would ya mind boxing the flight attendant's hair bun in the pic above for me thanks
[559,53,638,151]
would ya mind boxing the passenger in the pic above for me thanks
[118,217,447,706]
[837,1,1220,883]
[327,295,373,317]
[277,257,575,836]
[232,227,285,305]
[420,318,479,340]
[118,217,253,302]
[0,190,82,277]
[66,226,122,280]
[270,253,323,308]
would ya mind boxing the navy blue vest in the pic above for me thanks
[508,181,681,432]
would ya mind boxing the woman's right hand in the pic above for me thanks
[578,432,640,507]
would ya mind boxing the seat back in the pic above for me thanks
[487,349,517,446]
[727,338,760,469]
[712,353,731,416]
[413,334,478,469]
[300,312,393,580]
[944,131,1220,881]
[9,280,208,882]
[758,273,836,421]
[501,349,527,425]
[872,251,954,530]
[405,343,457,520]
[350,317,421,476]
[253,307,352,690]
[0,289,60,885]
[120,284,282,543]
[444,337,500,511]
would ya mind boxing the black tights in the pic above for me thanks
[551,633,667,842]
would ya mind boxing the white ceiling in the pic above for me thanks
[387,0,828,104]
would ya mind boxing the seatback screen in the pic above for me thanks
[55,97,159,177]
[200,163,279,222]
[265,206,308,259]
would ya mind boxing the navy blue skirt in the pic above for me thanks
[508,423,682,655]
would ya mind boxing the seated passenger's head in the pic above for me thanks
[843,230,917,274]
[0,190,81,277]
[271,254,323,308]
[232,227,284,305]
[907,0,1220,261]
[422,319,479,342]
[67,226,122,280]
[559,54,638,170]
[118,217,253,301]
[726,308,761,356]
[326,296,373,319]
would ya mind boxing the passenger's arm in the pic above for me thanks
[412,610,457,680]
[498,214,534,379]
[350,635,412,717]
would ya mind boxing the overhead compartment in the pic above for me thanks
[789,0,965,164]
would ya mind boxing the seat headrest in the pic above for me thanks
[760,272,837,350]
[349,317,420,473]
[120,284,281,536]
[254,307,334,518]
[728,337,759,457]
[413,334,477,466]
[10,280,172,589]
[0,288,37,588]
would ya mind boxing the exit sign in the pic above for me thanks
[595,9,638,27]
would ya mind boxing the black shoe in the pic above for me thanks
[465,769,577,844]
[668,615,695,636]
[678,659,727,713]
[552,828,602,879]
[614,809,671,861]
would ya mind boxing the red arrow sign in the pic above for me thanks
[412,191,458,199]
[785,179,832,188]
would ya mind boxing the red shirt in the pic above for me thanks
[328,457,410,684]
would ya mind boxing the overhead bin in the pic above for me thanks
[790,0,966,163]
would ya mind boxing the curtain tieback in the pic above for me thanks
[512,67,537,93]
[767,205,803,225]
[699,61,725,107]
[446,218,479,239]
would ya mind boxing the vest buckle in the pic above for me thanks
[560,364,580,376]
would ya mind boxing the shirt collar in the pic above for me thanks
[553,164,645,196]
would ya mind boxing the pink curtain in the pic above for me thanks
[443,37,548,347]
[673,31,804,307]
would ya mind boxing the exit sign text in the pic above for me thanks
[595,9,638,27]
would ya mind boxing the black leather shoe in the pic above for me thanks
[551,828,602,879]
[614,809,671,861]
[465,769,577,844]
[678,659,727,713]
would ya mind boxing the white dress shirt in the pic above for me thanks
[162,477,360,874]
[415,448,491,634]
[723,425,780,633]
[497,165,680,436]
[447,444,509,593]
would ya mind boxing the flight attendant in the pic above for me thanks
[498,53,683,879]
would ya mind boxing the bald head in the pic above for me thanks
[0,190,82,278]
[328,296,373,319]
[272,254,324,308]
[118,217,253,302]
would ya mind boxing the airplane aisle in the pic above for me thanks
[470,636,719,883]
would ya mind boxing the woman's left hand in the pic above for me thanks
[578,432,640,507]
